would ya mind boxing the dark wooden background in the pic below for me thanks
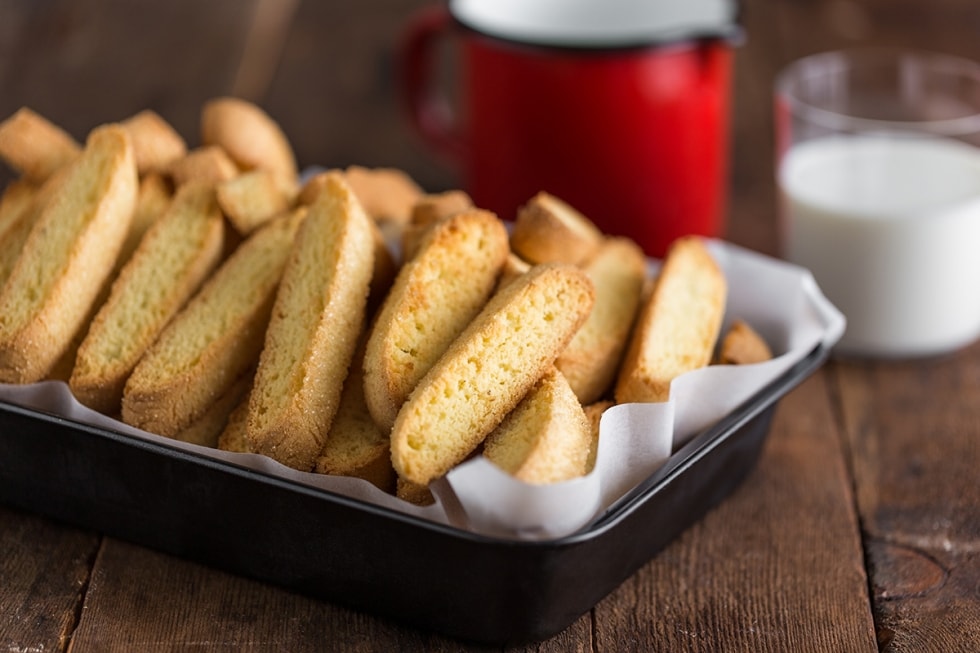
[2,0,980,651]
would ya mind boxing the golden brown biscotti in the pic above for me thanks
[45,171,173,384]
[121,109,187,175]
[123,173,173,263]
[400,189,474,260]
[614,237,727,404]
[0,124,137,383]
[343,165,423,228]
[483,367,593,484]
[121,208,306,437]
[496,252,532,291]
[0,107,81,182]
[0,179,44,286]
[216,169,290,236]
[510,192,604,266]
[3,169,78,381]
[556,236,647,404]
[217,393,251,453]
[363,208,510,432]
[0,179,37,241]
[175,371,253,448]
[583,400,613,472]
[168,146,239,187]
[70,181,225,414]
[315,339,395,492]
[716,319,773,365]
[245,172,375,472]
[200,97,298,194]
[390,263,595,486]
[297,169,397,313]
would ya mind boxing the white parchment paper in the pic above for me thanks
[0,239,844,541]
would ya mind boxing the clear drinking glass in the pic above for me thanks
[775,48,980,358]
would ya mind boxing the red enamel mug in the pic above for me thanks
[401,0,741,257]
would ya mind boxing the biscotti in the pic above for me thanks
[315,339,395,492]
[245,172,375,472]
[510,192,604,266]
[483,367,593,484]
[343,165,423,229]
[400,189,474,260]
[168,146,239,187]
[390,263,595,486]
[716,319,773,365]
[0,124,137,383]
[0,107,81,182]
[297,169,397,310]
[556,236,647,404]
[615,236,727,404]
[216,169,290,236]
[120,109,187,176]
[201,97,297,193]
[70,181,225,414]
[121,208,306,436]
[175,371,253,448]
[363,208,510,432]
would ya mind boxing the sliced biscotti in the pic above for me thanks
[716,319,773,365]
[343,165,423,230]
[584,400,613,472]
[70,181,225,414]
[216,169,290,236]
[615,236,727,404]
[0,124,137,383]
[391,263,595,487]
[120,109,187,175]
[315,339,395,492]
[0,107,81,182]
[296,169,397,309]
[217,393,251,453]
[556,236,647,404]
[400,189,474,261]
[245,172,375,472]
[510,192,604,266]
[0,179,37,240]
[175,370,253,448]
[363,208,510,432]
[200,97,298,194]
[483,367,593,484]
[121,207,306,436]
[0,179,44,286]
[169,146,239,187]
[45,171,173,384]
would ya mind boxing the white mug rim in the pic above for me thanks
[449,0,740,49]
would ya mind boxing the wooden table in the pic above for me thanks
[2,1,979,650]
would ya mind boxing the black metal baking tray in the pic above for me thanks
[0,342,829,645]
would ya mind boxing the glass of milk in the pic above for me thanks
[775,48,980,358]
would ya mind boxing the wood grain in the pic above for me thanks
[835,342,980,652]
[0,506,100,650]
[593,374,878,652]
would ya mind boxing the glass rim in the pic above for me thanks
[775,47,980,137]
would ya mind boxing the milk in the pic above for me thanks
[779,134,980,356]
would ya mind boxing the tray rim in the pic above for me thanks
[0,340,830,549]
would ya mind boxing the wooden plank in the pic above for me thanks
[835,342,980,652]
[592,372,878,652]
[0,506,101,652]
[262,0,455,193]
[0,0,259,156]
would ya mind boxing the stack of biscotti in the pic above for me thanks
[0,101,776,507]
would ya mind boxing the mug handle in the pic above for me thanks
[400,5,466,163]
